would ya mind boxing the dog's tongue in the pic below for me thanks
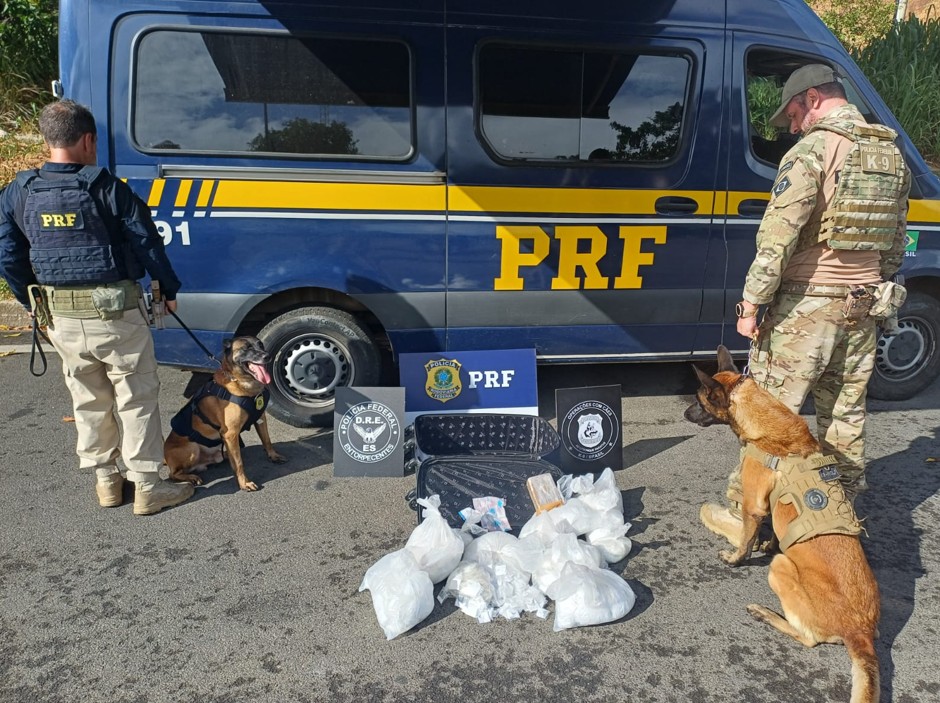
[248,362,271,385]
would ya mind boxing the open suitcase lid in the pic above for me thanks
[411,413,560,459]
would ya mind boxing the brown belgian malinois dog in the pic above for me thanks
[165,336,286,491]
[685,345,880,703]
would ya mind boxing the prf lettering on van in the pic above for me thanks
[494,225,667,290]
[40,212,82,230]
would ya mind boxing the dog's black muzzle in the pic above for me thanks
[684,400,720,427]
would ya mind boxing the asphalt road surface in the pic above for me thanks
[1,344,939,703]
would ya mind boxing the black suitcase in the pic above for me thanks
[406,413,564,533]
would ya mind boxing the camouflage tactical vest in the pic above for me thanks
[744,444,862,551]
[805,118,905,251]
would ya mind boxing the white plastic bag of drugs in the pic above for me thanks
[574,468,624,515]
[546,562,636,632]
[359,549,434,640]
[462,533,547,619]
[519,510,576,547]
[463,530,541,576]
[405,495,465,583]
[531,532,605,593]
[548,496,622,536]
[438,561,497,623]
[586,522,633,563]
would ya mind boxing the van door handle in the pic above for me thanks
[655,196,699,215]
[738,199,769,217]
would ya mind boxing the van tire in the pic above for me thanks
[868,291,940,401]
[258,306,381,427]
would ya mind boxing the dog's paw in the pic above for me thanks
[267,451,287,464]
[240,480,259,492]
[746,604,775,624]
[719,549,744,566]
[757,538,778,554]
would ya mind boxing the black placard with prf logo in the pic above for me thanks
[333,387,405,477]
[555,385,623,475]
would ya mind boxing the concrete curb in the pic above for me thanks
[0,299,30,329]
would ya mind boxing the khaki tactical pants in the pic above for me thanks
[46,307,165,482]
[727,292,876,502]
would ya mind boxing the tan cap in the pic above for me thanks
[769,64,841,128]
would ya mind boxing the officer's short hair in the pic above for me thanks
[815,81,847,101]
[38,100,97,148]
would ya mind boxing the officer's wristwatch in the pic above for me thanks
[735,302,758,318]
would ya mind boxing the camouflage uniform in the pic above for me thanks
[726,104,910,500]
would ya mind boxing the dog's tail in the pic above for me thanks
[846,631,879,703]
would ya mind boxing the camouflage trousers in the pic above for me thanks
[726,292,876,504]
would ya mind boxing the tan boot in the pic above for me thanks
[133,479,195,516]
[700,503,742,548]
[95,473,125,508]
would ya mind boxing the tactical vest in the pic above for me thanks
[806,120,905,251]
[15,166,124,286]
[170,380,270,447]
[744,444,862,551]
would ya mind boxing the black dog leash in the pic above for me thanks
[167,309,220,367]
[29,315,53,377]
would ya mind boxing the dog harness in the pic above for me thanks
[170,380,270,448]
[744,443,862,551]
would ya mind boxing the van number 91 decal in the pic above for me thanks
[154,220,192,246]
[494,224,667,290]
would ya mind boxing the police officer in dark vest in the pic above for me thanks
[0,99,194,515]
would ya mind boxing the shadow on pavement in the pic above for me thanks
[859,425,940,702]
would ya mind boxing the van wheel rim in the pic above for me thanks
[277,335,351,402]
[876,318,930,381]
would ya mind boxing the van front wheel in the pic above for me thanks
[258,307,381,428]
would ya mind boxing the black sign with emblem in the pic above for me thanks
[555,385,623,475]
[333,387,405,477]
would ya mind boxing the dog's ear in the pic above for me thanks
[692,363,721,390]
[716,345,738,373]
[222,337,234,352]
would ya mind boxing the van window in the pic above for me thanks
[478,44,690,163]
[132,30,413,159]
[745,49,876,166]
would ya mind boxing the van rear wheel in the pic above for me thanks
[259,306,381,428]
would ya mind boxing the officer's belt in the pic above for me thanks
[778,282,876,298]
[42,280,140,319]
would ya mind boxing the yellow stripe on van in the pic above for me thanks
[212,181,446,211]
[147,179,165,208]
[175,180,193,208]
[909,198,940,224]
[450,186,716,216]
[196,180,214,208]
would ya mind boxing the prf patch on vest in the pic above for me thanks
[859,144,898,175]
[39,211,84,231]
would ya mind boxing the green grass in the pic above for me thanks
[851,14,940,169]
[0,131,47,301]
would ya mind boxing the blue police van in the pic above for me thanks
[57,0,940,426]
